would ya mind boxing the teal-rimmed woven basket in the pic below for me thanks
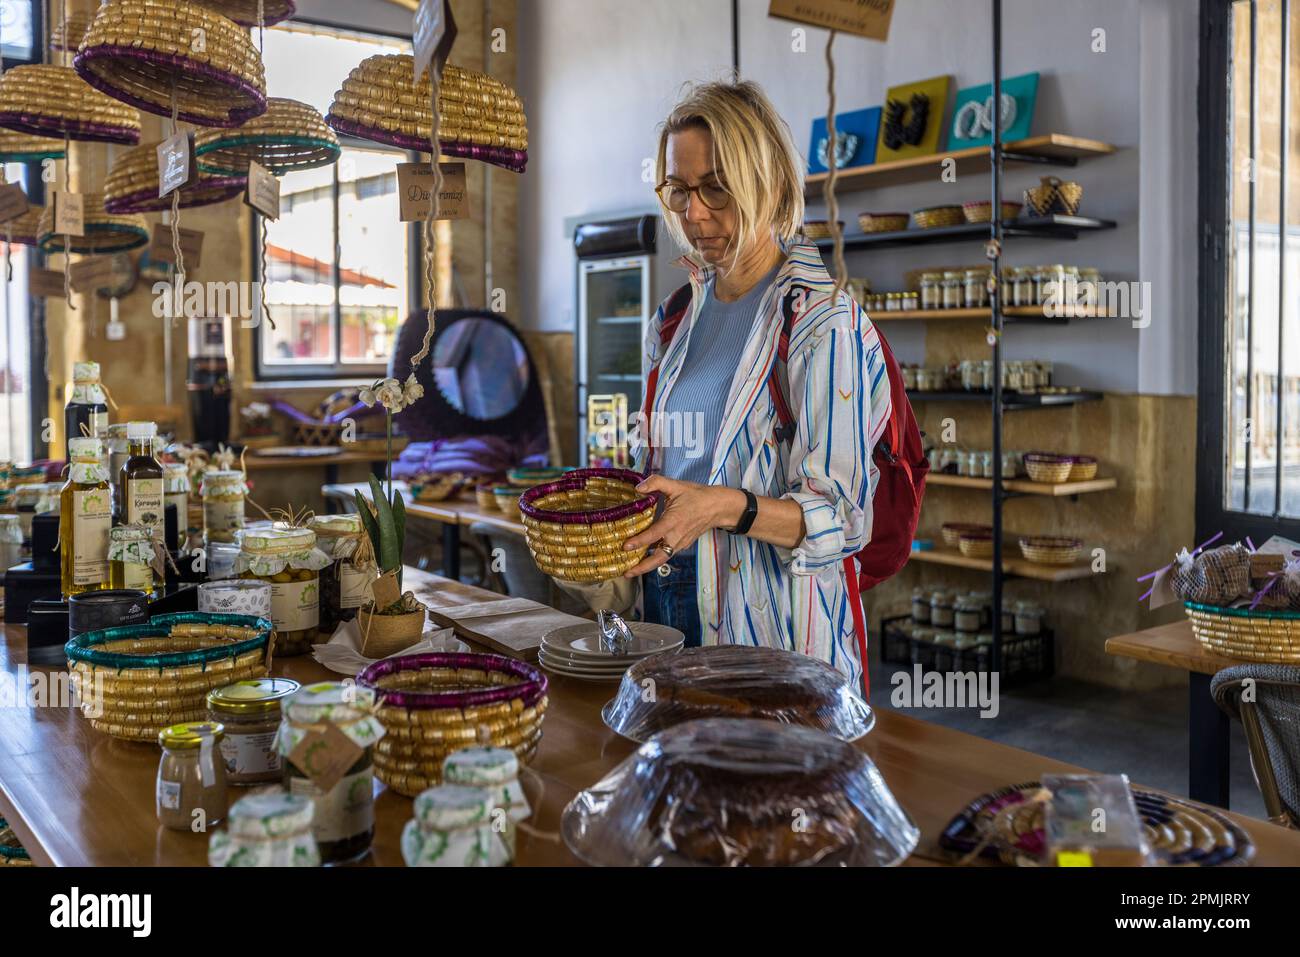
[194,98,340,176]
[1184,601,1300,663]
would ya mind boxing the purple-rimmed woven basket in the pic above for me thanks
[0,113,139,146]
[326,113,528,173]
[518,467,654,525]
[358,651,548,711]
[104,177,247,214]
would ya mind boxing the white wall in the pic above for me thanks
[292,0,415,34]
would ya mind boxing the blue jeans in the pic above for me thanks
[642,549,702,648]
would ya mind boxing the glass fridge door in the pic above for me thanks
[579,256,650,465]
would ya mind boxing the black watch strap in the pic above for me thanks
[730,488,758,536]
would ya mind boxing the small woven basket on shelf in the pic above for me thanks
[66,612,273,743]
[38,194,149,254]
[912,205,965,229]
[195,97,341,176]
[958,533,995,559]
[519,467,658,583]
[858,212,909,233]
[942,522,991,549]
[1024,175,1084,216]
[507,466,569,487]
[104,140,246,214]
[74,0,267,128]
[494,487,524,520]
[326,54,529,173]
[191,0,296,26]
[357,652,549,798]
[802,220,843,241]
[1068,456,1098,481]
[1023,453,1074,484]
[1184,602,1300,663]
[1018,537,1083,566]
[962,200,1022,224]
[0,129,67,163]
[475,484,498,511]
[0,64,141,145]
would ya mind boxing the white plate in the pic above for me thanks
[537,653,628,682]
[540,622,685,660]
[539,642,682,670]
[537,649,632,675]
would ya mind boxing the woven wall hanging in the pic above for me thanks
[326,55,529,173]
[195,97,340,176]
[0,64,141,145]
[74,0,267,128]
[104,141,247,214]
[38,194,149,254]
[191,0,296,27]
[0,129,66,163]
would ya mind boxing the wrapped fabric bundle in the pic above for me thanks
[1171,543,1253,605]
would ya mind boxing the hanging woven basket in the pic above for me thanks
[38,194,150,254]
[191,0,296,27]
[1,206,44,247]
[0,129,66,163]
[326,54,529,173]
[50,9,95,51]
[195,98,340,176]
[0,65,141,145]
[104,141,247,213]
[74,0,267,129]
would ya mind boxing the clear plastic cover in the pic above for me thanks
[601,645,874,742]
[562,718,919,867]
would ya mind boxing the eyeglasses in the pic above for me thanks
[655,179,731,213]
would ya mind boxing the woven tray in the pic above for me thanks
[358,652,549,798]
[0,129,67,163]
[195,97,340,175]
[105,140,247,213]
[0,64,141,145]
[939,781,1254,866]
[191,0,296,26]
[858,212,909,233]
[38,194,150,254]
[66,612,273,743]
[913,205,965,229]
[519,467,658,583]
[941,522,991,549]
[1185,601,1300,663]
[1018,537,1083,565]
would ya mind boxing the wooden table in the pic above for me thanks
[1105,619,1240,808]
[4,573,1299,867]
[246,452,385,485]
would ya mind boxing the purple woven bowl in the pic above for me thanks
[357,651,547,711]
[517,467,657,526]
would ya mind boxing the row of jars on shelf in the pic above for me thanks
[928,447,1030,479]
[912,587,1048,636]
[903,359,1055,392]
[860,266,1105,314]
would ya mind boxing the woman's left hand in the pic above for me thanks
[621,476,741,577]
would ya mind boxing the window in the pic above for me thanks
[1198,0,1300,542]
[254,23,414,379]
[0,0,36,62]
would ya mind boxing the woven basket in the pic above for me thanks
[507,466,569,487]
[962,200,1023,224]
[38,194,149,254]
[358,652,549,798]
[912,205,965,229]
[1018,537,1083,565]
[1024,175,1084,216]
[2,206,44,247]
[1024,453,1074,484]
[959,534,995,559]
[942,522,991,548]
[475,484,498,511]
[326,54,529,173]
[50,10,95,51]
[191,0,296,26]
[104,140,246,214]
[494,488,523,520]
[0,64,141,145]
[74,0,267,129]
[66,612,272,743]
[1068,456,1098,481]
[0,129,67,163]
[857,212,909,233]
[519,467,658,583]
[802,220,843,241]
[1185,602,1300,663]
[195,97,341,176]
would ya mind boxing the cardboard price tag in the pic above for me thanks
[54,192,85,237]
[0,183,30,224]
[68,256,120,293]
[157,132,197,199]
[149,223,205,269]
[397,162,466,221]
[767,0,895,41]
[370,569,402,609]
[244,161,280,220]
[29,267,66,298]
[287,723,364,795]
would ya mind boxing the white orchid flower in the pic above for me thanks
[402,374,424,405]
[359,387,377,407]
[376,379,405,412]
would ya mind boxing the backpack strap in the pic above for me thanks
[642,283,694,471]
[767,285,809,446]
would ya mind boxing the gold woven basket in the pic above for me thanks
[1018,537,1083,566]
[1068,456,1099,481]
[38,194,150,254]
[50,9,95,51]
[104,140,247,213]
[2,206,44,247]
[802,220,843,241]
[191,0,296,26]
[519,468,657,583]
[326,54,529,173]
[942,522,991,549]
[0,129,67,163]
[74,0,267,128]
[66,613,272,743]
[1185,602,1300,663]
[912,205,966,229]
[958,534,995,559]
[1024,175,1084,216]
[195,97,341,175]
[358,652,549,798]
[1023,453,1074,484]
[858,212,910,233]
[0,64,141,145]
[475,484,498,511]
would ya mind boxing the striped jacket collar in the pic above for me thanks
[672,241,836,297]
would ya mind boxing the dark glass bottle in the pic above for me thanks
[64,361,109,461]
[118,422,163,528]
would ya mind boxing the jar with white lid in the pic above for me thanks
[920,273,942,310]
[201,470,247,545]
[308,514,375,639]
[1014,601,1046,636]
[444,747,530,862]
[930,590,955,627]
[902,366,918,390]
[911,587,931,624]
[954,596,982,633]
[236,524,331,656]
[967,590,992,627]
[209,790,320,867]
[902,290,919,311]
[402,784,511,867]
[964,269,989,308]
[980,451,994,478]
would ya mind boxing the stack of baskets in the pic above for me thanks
[65,612,273,742]
[358,652,549,798]
[519,467,658,583]
[941,523,991,549]
[1024,175,1084,216]
[1184,603,1300,663]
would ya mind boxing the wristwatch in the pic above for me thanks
[728,488,758,536]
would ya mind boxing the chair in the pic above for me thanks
[1210,664,1300,828]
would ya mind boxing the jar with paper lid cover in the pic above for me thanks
[402,784,511,868]
[308,513,374,640]
[209,790,320,867]
[109,523,160,598]
[201,470,247,545]
[163,462,192,544]
[443,746,531,861]
[236,524,331,656]
[157,721,228,832]
[207,677,300,785]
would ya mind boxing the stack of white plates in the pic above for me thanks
[537,622,684,681]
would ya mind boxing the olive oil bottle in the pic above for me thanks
[60,437,112,597]
[119,421,164,528]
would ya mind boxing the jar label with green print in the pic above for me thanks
[122,559,154,593]
[339,564,370,610]
[204,498,244,536]
[126,478,163,527]
[71,489,111,585]
[271,577,320,633]
[290,769,374,844]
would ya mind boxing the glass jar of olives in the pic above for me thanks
[308,514,375,641]
[235,525,332,656]
[200,469,247,544]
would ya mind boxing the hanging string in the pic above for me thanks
[61,134,74,311]
[822,29,847,305]
[253,0,273,331]
[409,66,443,372]
[168,83,185,325]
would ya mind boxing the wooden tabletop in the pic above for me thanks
[244,452,386,471]
[4,571,1299,867]
[1104,619,1242,676]
[323,482,527,536]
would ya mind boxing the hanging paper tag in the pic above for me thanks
[149,223,205,269]
[244,161,281,221]
[288,722,364,794]
[414,0,458,81]
[0,183,30,224]
[767,0,895,41]
[157,132,197,199]
[370,568,402,609]
[29,267,67,298]
[397,162,466,221]
[68,255,120,293]
[54,192,85,236]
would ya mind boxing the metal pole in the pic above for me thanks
[1277,0,1288,517]
[990,0,1004,676]
[1246,0,1257,509]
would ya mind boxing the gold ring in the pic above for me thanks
[659,541,675,558]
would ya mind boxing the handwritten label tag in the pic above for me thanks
[29,267,66,298]
[148,223,205,269]
[157,132,197,198]
[0,183,30,224]
[287,723,363,795]
[396,162,466,221]
[370,569,402,609]
[767,0,895,41]
[244,161,280,220]
[68,256,120,293]
[54,192,85,236]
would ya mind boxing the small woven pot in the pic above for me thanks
[104,140,247,213]
[74,0,268,129]
[1018,537,1083,565]
[0,64,141,145]
[190,0,296,26]
[0,129,67,163]
[962,200,1022,224]
[1023,453,1074,484]
[942,522,991,549]
[519,467,657,583]
[912,205,965,229]
[358,652,549,797]
[1068,455,1099,481]
[326,54,529,173]
[195,97,341,176]
[857,212,909,233]
[38,194,149,254]
[802,220,843,240]
[357,605,426,659]
[958,533,995,559]
[1184,602,1300,663]
[1024,175,1084,216]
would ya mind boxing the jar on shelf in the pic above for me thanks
[902,290,919,311]
[0,514,21,574]
[162,463,191,546]
[911,586,931,624]
[106,424,131,491]
[980,451,994,479]
[1011,267,1034,307]
[979,360,993,391]
[1078,267,1101,309]
[901,365,918,391]
[401,785,511,868]
[108,523,159,598]
[209,791,320,868]
[964,450,982,477]
[308,514,376,641]
[1005,361,1024,392]
[1015,601,1046,636]
[207,677,301,786]
[1002,451,1021,478]
[201,470,247,545]
[959,360,980,391]
[1062,266,1081,306]
[276,681,386,865]
[157,721,228,832]
[954,596,982,633]
[443,747,531,862]
[884,292,900,312]
[930,590,955,627]
[236,525,331,656]
[941,271,963,309]
[920,272,942,310]
[964,269,989,308]
[967,590,993,627]
[1039,360,1054,387]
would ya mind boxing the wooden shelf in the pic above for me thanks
[872,305,1113,324]
[926,473,1118,496]
[907,546,1101,582]
[805,133,1117,195]
[906,389,1105,410]
[813,214,1116,252]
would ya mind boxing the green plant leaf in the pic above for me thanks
[368,474,399,573]
[392,491,406,590]
[354,491,381,556]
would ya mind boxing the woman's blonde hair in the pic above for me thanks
[655,79,805,267]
